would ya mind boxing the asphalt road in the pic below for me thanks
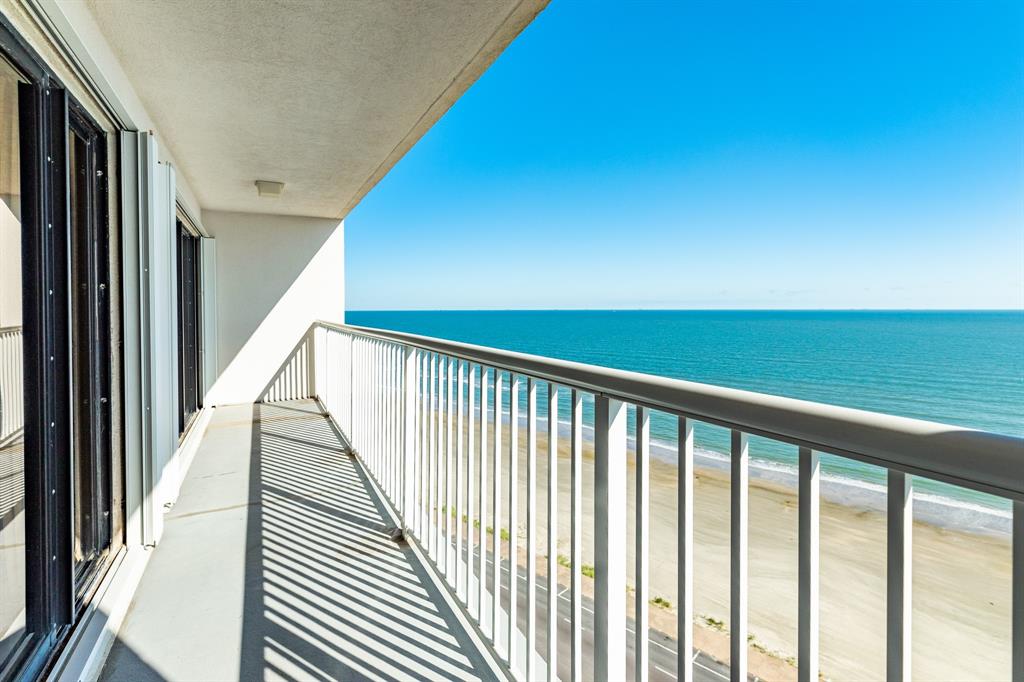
[463,548,734,682]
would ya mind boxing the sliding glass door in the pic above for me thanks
[0,18,117,680]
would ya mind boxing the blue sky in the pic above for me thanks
[346,1,1023,311]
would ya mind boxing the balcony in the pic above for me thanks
[99,399,497,682]
[95,322,1023,682]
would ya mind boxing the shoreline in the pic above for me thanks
[499,411,1013,537]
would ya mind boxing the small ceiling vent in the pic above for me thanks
[255,180,285,197]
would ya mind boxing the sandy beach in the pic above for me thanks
[426,416,1015,681]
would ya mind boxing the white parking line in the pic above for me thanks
[694,650,728,681]
[476,551,730,681]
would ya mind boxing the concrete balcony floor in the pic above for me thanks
[100,399,495,682]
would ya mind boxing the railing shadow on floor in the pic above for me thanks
[237,400,495,681]
[256,326,317,405]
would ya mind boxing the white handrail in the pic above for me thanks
[319,320,1023,501]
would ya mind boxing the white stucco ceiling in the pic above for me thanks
[83,0,546,219]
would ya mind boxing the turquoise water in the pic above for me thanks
[347,310,1024,532]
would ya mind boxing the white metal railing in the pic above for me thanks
[309,321,1024,682]
[0,325,23,445]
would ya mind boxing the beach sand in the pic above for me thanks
[420,416,1014,681]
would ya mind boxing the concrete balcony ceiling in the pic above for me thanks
[82,0,547,218]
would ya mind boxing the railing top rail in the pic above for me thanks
[318,320,1024,501]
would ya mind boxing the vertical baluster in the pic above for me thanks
[350,338,357,451]
[447,356,455,580]
[509,374,521,669]
[374,339,378,466]
[371,341,377,473]
[594,395,626,682]
[479,367,491,632]
[359,339,365,459]
[429,353,438,559]
[367,343,371,456]
[389,346,397,503]
[397,346,403,510]
[467,363,477,611]
[678,418,694,682]
[356,339,363,459]
[365,339,370,458]
[493,371,504,653]
[443,357,451,561]
[635,406,650,682]
[570,389,583,682]
[396,346,401,501]
[437,358,445,561]
[358,339,364,454]
[799,447,820,682]
[380,344,386,489]
[384,346,389,492]
[387,346,392,497]
[1013,500,1023,682]
[436,352,444,561]
[373,341,379,475]
[402,345,416,528]
[413,350,422,536]
[730,430,749,682]
[389,345,394,490]
[887,470,912,682]
[421,353,429,541]
[359,339,365,457]
[456,360,466,596]
[526,378,538,681]
[546,383,559,682]
[392,345,398,499]
[376,339,380,477]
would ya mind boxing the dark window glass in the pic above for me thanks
[177,225,202,433]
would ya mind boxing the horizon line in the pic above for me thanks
[346,307,1024,313]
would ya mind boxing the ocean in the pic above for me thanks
[346,310,1023,534]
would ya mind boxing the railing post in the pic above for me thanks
[594,395,626,682]
[798,447,820,682]
[887,470,912,682]
[635,406,650,682]
[678,417,694,682]
[1014,500,1023,682]
[402,345,416,531]
[730,430,749,682]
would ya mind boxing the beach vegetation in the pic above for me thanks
[701,614,726,632]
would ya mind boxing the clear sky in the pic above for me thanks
[346,1,1023,311]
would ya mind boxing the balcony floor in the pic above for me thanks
[100,399,495,682]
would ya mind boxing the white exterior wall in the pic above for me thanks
[202,210,344,407]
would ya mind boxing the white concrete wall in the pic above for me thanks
[202,210,344,406]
